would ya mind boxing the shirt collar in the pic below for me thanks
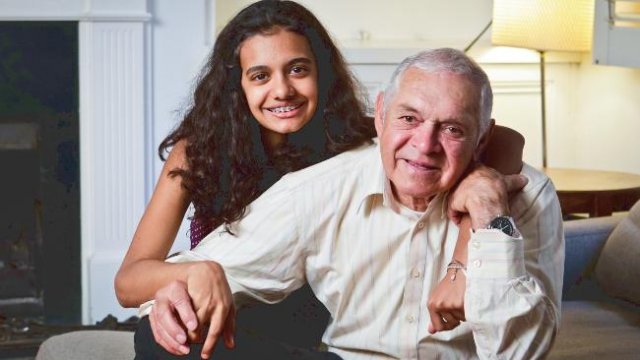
[355,141,387,213]
[357,141,448,220]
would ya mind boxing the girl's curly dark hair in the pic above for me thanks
[159,0,375,234]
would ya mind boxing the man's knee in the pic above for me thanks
[134,316,340,360]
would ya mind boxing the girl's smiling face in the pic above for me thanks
[239,28,318,148]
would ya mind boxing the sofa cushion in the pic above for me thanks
[548,301,640,359]
[595,200,640,305]
[562,215,621,299]
[36,330,134,360]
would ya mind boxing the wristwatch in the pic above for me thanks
[487,215,520,237]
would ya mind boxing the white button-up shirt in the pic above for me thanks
[142,142,564,359]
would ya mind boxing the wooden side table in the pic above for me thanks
[543,168,640,217]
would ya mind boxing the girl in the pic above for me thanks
[116,0,373,356]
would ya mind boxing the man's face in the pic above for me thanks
[375,68,482,211]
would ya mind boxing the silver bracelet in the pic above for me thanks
[447,259,467,282]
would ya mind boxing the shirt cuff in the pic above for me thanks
[466,229,525,280]
[138,299,154,317]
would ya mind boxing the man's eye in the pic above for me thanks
[444,126,463,136]
[400,116,416,123]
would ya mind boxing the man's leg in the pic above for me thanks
[134,316,341,360]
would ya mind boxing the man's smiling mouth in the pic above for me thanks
[404,159,439,171]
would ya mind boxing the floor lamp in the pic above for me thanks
[491,0,594,168]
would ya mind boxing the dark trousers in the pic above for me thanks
[134,316,342,359]
[135,284,338,359]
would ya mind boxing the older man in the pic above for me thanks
[138,48,564,359]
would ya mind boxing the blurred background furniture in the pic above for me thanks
[544,168,640,217]
[548,200,640,359]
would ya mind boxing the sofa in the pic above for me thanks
[547,200,640,359]
[37,201,640,359]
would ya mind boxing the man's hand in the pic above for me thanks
[448,164,528,229]
[427,267,466,334]
[149,280,197,356]
[149,261,236,359]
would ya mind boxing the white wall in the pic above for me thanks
[90,0,215,322]
[218,0,493,46]
[571,55,640,172]
[149,0,214,251]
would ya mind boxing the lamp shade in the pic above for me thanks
[492,0,595,52]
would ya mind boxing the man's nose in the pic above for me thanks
[273,74,295,99]
[410,124,442,154]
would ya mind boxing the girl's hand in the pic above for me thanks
[185,261,236,359]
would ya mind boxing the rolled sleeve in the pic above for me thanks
[138,177,307,316]
[191,180,307,303]
[466,230,526,280]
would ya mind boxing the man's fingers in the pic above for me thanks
[191,306,214,343]
[172,294,198,333]
[150,310,189,355]
[157,301,191,347]
[201,306,227,359]
[504,174,528,193]
[222,305,236,349]
[149,310,161,346]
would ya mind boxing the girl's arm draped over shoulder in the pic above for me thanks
[115,140,197,307]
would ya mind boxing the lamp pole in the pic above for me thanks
[539,50,548,169]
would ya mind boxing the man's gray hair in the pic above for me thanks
[382,48,493,136]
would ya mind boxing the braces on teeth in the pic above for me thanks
[271,105,298,113]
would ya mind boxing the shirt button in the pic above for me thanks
[406,314,415,323]
[411,269,421,278]
[417,222,424,229]
[473,259,482,268]
[473,241,481,249]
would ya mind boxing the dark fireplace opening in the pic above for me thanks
[0,21,81,356]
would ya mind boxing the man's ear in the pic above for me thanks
[474,118,495,162]
[374,92,385,137]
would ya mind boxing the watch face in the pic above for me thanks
[489,216,514,236]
